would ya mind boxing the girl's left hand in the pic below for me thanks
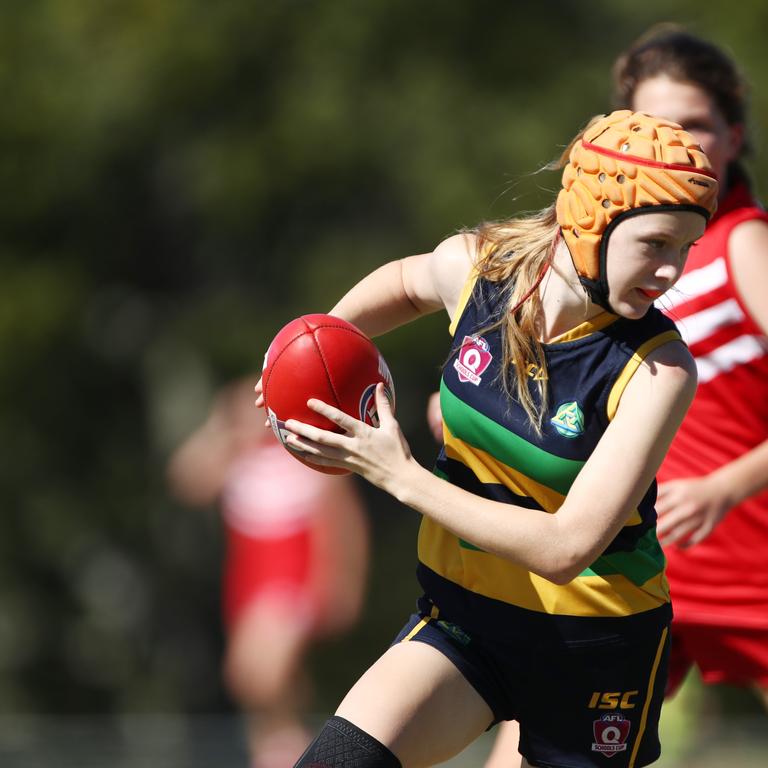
[284,383,414,493]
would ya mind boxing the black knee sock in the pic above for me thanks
[294,716,401,768]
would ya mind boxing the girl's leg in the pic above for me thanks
[484,720,521,768]
[327,640,494,768]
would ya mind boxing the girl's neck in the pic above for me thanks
[536,241,604,342]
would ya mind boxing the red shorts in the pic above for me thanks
[222,523,326,631]
[666,623,768,696]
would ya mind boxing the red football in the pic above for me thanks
[262,314,396,474]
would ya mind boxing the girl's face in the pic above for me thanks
[605,210,706,319]
[632,76,743,192]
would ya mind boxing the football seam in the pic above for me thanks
[264,320,371,414]
[262,328,310,398]
[310,327,365,410]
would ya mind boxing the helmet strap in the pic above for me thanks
[584,203,712,315]
[577,273,613,313]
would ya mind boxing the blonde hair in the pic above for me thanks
[467,132,588,433]
[470,207,558,433]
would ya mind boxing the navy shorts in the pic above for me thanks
[392,596,671,768]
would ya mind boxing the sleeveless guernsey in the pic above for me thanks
[417,272,681,635]
[658,181,768,629]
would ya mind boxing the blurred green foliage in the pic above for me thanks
[1,0,767,715]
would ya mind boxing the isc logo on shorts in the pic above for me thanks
[588,691,638,710]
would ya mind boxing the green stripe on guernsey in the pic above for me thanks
[440,381,584,495]
[581,527,665,585]
[433,467,449,481]
[433,465,484,550]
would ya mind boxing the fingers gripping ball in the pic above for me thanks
[262,314,396,474]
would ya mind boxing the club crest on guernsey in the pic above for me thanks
[592,713,631,757]
[550,401,585,438]
[454,336,493,386]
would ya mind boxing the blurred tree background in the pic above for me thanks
[1,0,768,722]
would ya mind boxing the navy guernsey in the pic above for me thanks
[417,272,681,634]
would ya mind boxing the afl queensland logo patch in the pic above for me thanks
[359,383,394,427]
[591,713,630,757]
[551,401,584,438]
[454,335,493,386]
[359,355,396,428]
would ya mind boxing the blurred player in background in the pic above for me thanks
[167,376,369,768]
[487,24,768,768]
[614,23,768,713]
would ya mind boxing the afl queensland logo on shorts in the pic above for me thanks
[359,354,396,427]
[592,713,631,757]
[454,335,493,386]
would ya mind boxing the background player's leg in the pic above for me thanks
[224,596,313,768]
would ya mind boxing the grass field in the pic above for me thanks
[0,709,764,768]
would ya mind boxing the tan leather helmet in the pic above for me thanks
[556,109,718,310]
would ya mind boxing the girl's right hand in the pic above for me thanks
[254,377,271,428]
[283,383,416,493]
[254,377,264,409]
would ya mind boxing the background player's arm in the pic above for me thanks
[715,218,768,501]
[309,476,369,636]
[166,394,235,507]
[657,219,768,546]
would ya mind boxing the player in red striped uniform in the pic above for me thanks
[614,25,768,710]
[486,27,768,768]
[168,376,369,768]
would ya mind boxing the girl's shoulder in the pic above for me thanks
[433,232,479,265]
[431,233,479,324]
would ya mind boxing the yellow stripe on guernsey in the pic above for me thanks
[606,330,682,420]
[448,268,479,337]
[443,430,639,526]
[419,517,668,616]
[444,438,566,513]
[419,426,663,617]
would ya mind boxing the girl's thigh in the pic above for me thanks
[336,640,494,768]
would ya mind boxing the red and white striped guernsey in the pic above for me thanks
[657,180,768,628]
